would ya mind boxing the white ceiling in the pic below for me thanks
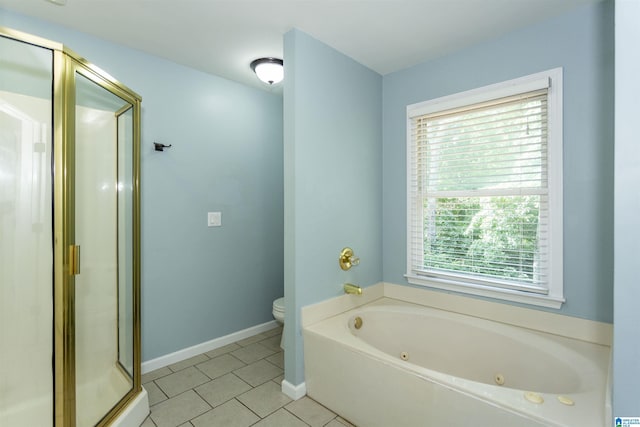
[0,0,599,91]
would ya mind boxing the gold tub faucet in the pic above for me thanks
[344,283,362,295]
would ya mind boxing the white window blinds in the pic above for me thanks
[409,88,550,293]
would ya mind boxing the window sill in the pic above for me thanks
[405,273,565,309]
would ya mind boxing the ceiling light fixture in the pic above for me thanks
[250,57,284,85]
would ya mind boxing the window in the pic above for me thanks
[406,69,563,308]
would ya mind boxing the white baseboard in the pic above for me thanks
[281,379,306,400]
[142,320,278,374]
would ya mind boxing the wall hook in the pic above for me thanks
[154,142,172,152]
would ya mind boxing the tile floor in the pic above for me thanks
[141,326,355,427]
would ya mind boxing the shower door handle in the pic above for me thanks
[69,245,80,275]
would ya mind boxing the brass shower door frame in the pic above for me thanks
[56,50,142,427]
[0,27,142,427]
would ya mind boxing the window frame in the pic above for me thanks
[405,68,564,309]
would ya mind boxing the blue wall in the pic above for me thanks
[1,10,284,361]
[381,1,614,322]
[3,0,620,396]
[283,29,382,385]
[614,0,640,418]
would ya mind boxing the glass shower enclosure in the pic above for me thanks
[0,28,142,426]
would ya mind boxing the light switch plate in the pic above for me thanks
[207,211,222,227]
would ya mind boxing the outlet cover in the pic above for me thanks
[207,211,222,227]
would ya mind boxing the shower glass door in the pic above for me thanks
[2,27,141,427]
[0,32,54,427]
[73,68,135,427]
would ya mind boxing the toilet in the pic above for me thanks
[272,297,285,349]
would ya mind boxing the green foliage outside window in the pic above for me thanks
[423,195,540,284]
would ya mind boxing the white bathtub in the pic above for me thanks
[303,298,610,427]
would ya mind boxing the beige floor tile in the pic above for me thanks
[142,331,348,427]
[230,342,275,364]
[142,367,172,384]
[150,390,210,427]
[205,343,241,358]
[265,351,284,369]
[144,381,167,406]
[285,397,336,427]
[194,373,252,407]
[236,381,292,418]
[262,325,283,338]
[191,399,260,427]
[334,416,356,426]
[234,359,283,387]
[236,333,268,347]
[155,366,211,397]
[258,335,282,353]
[196,354,246,379]
[169,354,209,372]
[253,408,308,427]
[324,419,350,427]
